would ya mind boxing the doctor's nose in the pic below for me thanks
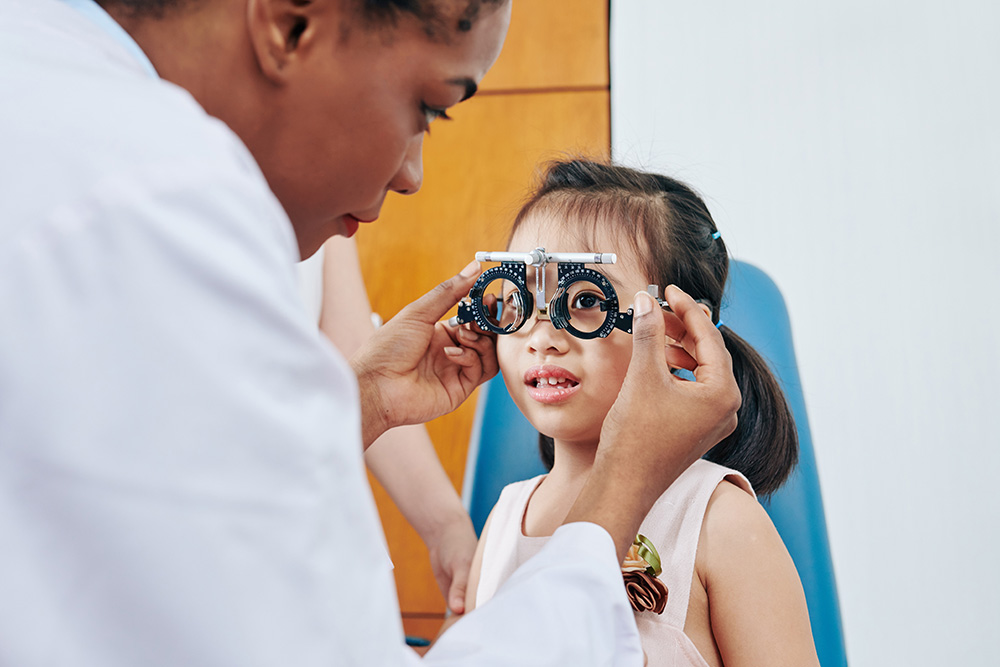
[390,135,424,195]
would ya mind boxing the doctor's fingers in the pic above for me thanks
[443,348,499,396]
[451,322,497,367]
[401,261,482,326]
[660,285,733,385]
[443,337,498,381]
[664,344,697,372]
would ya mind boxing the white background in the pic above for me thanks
[611,1,1000,664]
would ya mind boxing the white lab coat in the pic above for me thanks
[0,0,644,664]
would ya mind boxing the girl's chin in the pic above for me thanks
[513,397,607,448]
[529,424,602,449]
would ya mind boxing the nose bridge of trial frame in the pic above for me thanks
[475,247,617,321]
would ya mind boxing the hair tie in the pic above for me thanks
[711,231,721,240]
[715,319,725,329]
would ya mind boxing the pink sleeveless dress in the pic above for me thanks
[475,459,755,666]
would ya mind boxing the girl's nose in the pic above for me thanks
[524,316,570,355]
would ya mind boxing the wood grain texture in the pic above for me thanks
[479,0,609,92]
[355,0,610,617]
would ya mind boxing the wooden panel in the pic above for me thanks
[479,0,609,92]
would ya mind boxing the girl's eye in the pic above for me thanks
[421,103,452,132]
[571,292,604,310]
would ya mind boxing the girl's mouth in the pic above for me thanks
[524,366,581,404]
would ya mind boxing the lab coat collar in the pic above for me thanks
[61,0,159,79]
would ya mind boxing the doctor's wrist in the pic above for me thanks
[564,447,670,563]
[352,362,391,448]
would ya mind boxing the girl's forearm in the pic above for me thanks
[364,423,469,542]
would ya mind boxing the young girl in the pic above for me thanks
[464,159,820,666]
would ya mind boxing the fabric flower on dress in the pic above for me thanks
[622,534,668,614]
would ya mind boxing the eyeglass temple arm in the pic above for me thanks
[613,288,714,335]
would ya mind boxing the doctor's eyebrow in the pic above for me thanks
[449,77,478,101]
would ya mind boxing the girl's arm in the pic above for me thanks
[434,510,492,642]
[363,428,477,613]
[319,236,477,614]
[463,510,494,613]
[697,481,820,667]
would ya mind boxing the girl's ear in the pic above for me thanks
[246,0,321,84]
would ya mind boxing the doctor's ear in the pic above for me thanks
[246,0,320,82]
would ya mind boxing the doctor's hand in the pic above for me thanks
[565,286,741,561]
[351,261,497,447]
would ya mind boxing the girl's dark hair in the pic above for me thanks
[518,159,798,496]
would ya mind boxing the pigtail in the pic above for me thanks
[705,326,798,496]
[539,434,555,471]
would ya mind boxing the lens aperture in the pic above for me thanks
[481,277,527,333]
[550,268,620,339]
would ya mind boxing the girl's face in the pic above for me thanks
[497,211,654,449]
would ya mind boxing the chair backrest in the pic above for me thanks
[462,260,847,666]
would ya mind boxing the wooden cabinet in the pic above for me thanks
[355,0,610,639]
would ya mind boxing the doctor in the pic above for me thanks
[0,0,741,665]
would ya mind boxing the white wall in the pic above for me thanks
[611,1,1000,665]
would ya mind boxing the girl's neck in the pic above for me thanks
[522,439,597,537]
[548,438,598,485]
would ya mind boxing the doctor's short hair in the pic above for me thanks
[359,0,505,34]
[96,0,506,34]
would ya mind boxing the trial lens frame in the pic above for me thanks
[450,248,669,340]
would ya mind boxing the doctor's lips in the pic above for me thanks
[524,365,581,404]
[342,213,376,237]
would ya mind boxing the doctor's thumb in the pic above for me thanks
[404,261,481,324]
[629,291,667,369]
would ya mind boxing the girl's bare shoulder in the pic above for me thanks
[697,478,784,576]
